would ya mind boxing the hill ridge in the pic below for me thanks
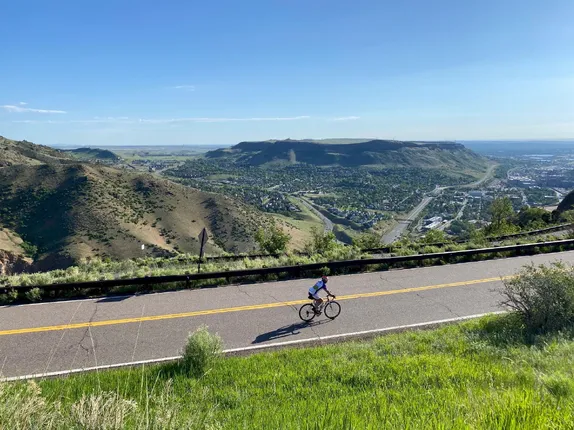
[205,138,486,169]
[0,136,272,270]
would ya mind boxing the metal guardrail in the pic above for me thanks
[362,223,574,254]
[187,224,574,264]
[4,238,574,294]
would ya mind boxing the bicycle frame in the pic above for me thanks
[313,295,335,310]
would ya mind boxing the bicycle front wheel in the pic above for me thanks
[299,304,316,322]
[324,301,341,320]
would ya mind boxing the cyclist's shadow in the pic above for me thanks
[252,319,330,344]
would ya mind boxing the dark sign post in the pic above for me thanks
[197,228,208,273]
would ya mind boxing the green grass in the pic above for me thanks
[272,196,325,245]
[5,314,574,429]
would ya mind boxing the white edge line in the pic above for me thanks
[0,311,505,382]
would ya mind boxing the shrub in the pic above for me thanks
[421,246,442,254]
[21,241,39,258]
[353,232,382,250]
[255,223,291,254]
[182,325,223,377]
[422,229,447,244]
[305,227,338,255]
[25,287,43,302]
[501,263,574,334]
[0,289,18,305]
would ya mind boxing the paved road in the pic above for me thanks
[2,251,574,379]
[382,163,497,243]
[460,163,497,189]
[299,197,334,233]
[383,197,434,244]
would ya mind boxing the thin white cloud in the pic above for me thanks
[10,115,310,125]
[137,116,310,124]
[171,85,196,91]
[18,102,27,106]
[331,116,360,121]
[1,104,66,114]
[93,116,130,121]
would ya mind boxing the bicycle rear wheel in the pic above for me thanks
[299,304,316,322]
[324,301,341,320]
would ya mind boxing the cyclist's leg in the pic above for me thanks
[309,291,322,310]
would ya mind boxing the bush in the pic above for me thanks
[21,241,39,258]
[255,224,291,254]
[182,325,223,377]
[353,232,382,250]
[422,229,447,244]
[304,227,338,255]
[0,289,18,305]
[501,263,574,335]
[25,287,43,302]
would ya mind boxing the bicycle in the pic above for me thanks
[299,294,341,322]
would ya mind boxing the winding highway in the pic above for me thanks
[2,250,574,380]
[382,196,434,244]
[382,163,497,244]
[298,197,334,233]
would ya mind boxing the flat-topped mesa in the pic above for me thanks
[206,139,481,168]
[234,139,463,151]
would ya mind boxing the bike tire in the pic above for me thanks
[324,301,341,320]
[299,304,316,322]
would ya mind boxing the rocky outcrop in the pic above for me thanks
[0,250,32,276]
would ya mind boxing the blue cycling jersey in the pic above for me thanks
[310,280,327,293]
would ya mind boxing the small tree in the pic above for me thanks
[255,223,291,254]
[516,207,551,230]
[486,197,517,235]
[305,227,337,255]
[422,229,446,244]
[353,232,382,250]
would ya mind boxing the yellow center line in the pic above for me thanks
[0,276,513,337]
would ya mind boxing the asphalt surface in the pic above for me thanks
[2,251,574,379]
[299,197,334,233]
[382,164,496,244]
[383,197,433,244]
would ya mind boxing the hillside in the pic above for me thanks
[205,139,488,170]
[0,135,74,167]
[0,164,270,269]
[556,189,574,213]
[0,163,270,270]
[65,147,120,162]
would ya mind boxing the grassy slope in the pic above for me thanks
[557,189,574,213]
[272,196,324,249]
[0,227,25,255]
[0,135,73,167]
[65,148,120,161]
[0,163,270,267]
[9,315,571,429]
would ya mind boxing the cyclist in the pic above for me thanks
[308,275,335,314]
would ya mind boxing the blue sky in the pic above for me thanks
[1,0,573,146]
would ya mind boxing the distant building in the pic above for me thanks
[468,191,484,199]
[422,221,442,231]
